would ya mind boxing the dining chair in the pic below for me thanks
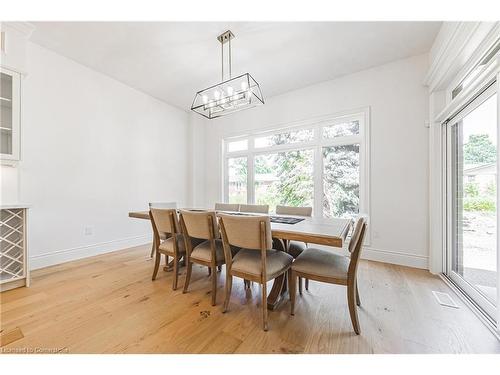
[148,202,177,258]
[275,205,313,292]
[215,203,240,212]
[149,208,185,290]
[239,204,269,214]
[289,217,367,334]
[179,210,225,306]
[219,213,293,331]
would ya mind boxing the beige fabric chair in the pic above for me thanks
[215,203,240,212]
[239,204,269,214]
[275,205,313,292]
[148,202,177,258]
[289,217,367,334]
[150,208,185,290]
[179,210,225,306]
[219,213,293,331]
[275,205,312,217]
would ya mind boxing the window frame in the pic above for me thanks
[222,107,370,229]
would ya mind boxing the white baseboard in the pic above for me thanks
[29,234,151,270]
[362,246,429,269]
[28,236,428,271]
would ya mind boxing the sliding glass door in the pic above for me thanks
[447,84,499,322]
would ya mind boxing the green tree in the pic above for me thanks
[255,131,314,210]
[464,134,496,164]
[322,144,359,218]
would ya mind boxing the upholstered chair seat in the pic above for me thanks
[159,234,186,254]
[190,239,225,263]
[231,249,293,281]
[287,240,307,258]
[292,248,350,281]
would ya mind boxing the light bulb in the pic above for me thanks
[214,90,221,100]
[202,95,208,104]
[227,86,234,96]
[241,81,248,91]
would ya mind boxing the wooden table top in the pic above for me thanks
[129,210,352,248]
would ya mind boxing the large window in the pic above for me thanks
[254,149,314,212]
[223,109,369,219]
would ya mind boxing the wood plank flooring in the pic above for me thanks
[1,244,499,354]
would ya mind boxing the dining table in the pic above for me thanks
[128,209,352,310]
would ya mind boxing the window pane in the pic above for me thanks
[255,128,314,148]
[323,144,360,218]
[254,149,314,212]
[323,120,359,138]
[227,139,248,152]
[227,157,247,204]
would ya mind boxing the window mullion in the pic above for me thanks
[314,145,323,217]
[248,152,255,204]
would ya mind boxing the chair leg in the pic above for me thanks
[152,251,161,280]
[299,277,303,296]
[183,261,193,294]
[347,284,361,335]
[356,283,361,307]
[172,256,179,291]
[211,266,217,306]
[223,274,233,313]
[261,279,268,331]
[289,270,296,315]
[305,278,309,291]
[208,267,211,276]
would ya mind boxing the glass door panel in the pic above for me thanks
[449,91,498,319]
[0,72,13,156]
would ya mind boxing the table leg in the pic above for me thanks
[267,238,290,310]
[163,255,184,272]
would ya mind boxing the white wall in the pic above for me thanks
[195,53,430,269]
[16,42,190,269]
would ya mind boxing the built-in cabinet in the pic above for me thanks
[0,67,21,162]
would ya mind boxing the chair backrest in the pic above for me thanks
[150,208,179,235]
[347,217,367,277]
[239,204,269,214]
[218,213,273,250]
[149,202,177,209]
[179,210,218,240]
[348,217,367,253]
[215,203,240,212]
[275,205,312,217]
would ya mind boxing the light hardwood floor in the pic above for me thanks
[1,244,499,354]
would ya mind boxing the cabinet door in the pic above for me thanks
[0,67,21,161]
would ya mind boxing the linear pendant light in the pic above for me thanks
[191,30,264,119]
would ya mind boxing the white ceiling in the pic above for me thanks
[29,22,441,111]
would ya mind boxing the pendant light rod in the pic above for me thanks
[218,30,235,81]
